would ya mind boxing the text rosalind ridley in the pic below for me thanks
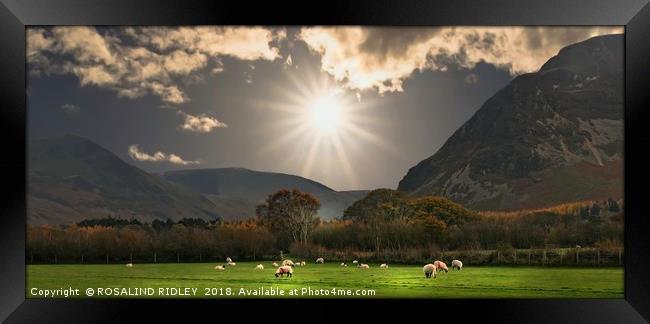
[29,286,378,297]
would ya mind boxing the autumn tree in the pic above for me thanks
[342,189,410,252]
[408,196,479,226]
[257,189,320,248]
[342,189,409,223]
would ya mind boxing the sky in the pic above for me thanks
[27,26,623,191]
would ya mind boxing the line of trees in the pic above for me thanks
[27,219,275,264]
[27,189,623,265]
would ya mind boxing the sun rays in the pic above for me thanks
[252,66,394,189]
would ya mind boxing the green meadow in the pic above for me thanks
[27,262,623,299]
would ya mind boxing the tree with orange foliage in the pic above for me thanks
[257,189,320,248]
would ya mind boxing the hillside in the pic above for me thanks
[163,168,368,220]
[398,34,623,210]
[28,135,221,224]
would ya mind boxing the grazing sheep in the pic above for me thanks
[316,257,324,264]
[380,263,388,269]
[226,257,232,263]
[275,265,293,278]
[227,261,236,266]
[451,259,463,270]
[352,260,359,264]
[214,265,226,270]
[282,260,294,267]
[423,264,437,278]
[272,262,279,267]
[294,261,302,267]
[126,263,133,268]
[433,260,449,273]
[255,264,264,270]
[358,263,369,269]
[300,261,306,266]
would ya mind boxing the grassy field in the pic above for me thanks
[26,262,623,298]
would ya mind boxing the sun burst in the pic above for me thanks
[250,66,393,189]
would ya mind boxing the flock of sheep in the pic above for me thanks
[202,257,464,279]
[125,257,463,279]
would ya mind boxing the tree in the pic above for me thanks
[343,189,412,252]
[607,198,620,213]
[258,189,321,248]
[342,189,409,223]
[408,196,479,226]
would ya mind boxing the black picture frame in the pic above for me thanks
[1,0,649,322]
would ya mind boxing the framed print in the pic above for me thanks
[1,0,649,322]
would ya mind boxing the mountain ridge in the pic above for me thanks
[397,34,623,210]
[163,168,368,220]
[28,135,367,223]
[28,134,222,224]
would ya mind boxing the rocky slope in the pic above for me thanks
[398,34,623,210]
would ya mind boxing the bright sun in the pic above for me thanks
[309,95,342,132]
[258,68,393,188]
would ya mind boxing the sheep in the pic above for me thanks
[340,262,347,267]
[272,262,279,267]
[282,259,294,267]
[423,264,437,278]
[226,257,232,263]
[316,257,324,264]
[352,260,359,264]
[227,261,236,266]
[294,261,302,267]
[451,259,463,271]
[125,263,133,268]
[433,260,449,273]
[300,261,306,266]
[275,265,293,278]
[214,265,226,270]
[358,263,369,269]
[380,263,388,269]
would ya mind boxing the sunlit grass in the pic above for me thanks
[26,262,623,298]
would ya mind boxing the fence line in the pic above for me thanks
[27,247,624,266]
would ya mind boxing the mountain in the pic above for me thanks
[398,34,623,211]
[28,135,367,224]
[163,168,368,220]
[28,135,222,224]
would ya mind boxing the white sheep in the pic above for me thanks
[340,262,347,267]
[126,263,133,268]
[358,263,369,269]
[433,260,449,273]
[275,265,293,278]
[226,257,232,263]
[214,265,226,270]
[294,261,301,267]
[282,259,294,267]
[255,264,264,270]
[380,263,388,268]
[227,261,236,266]
[300,261,306,266]
[451,259,463,271]
[272,262,279,267]
[316,257,324,264]
[352,260,359,264]
[423,263,437,278]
